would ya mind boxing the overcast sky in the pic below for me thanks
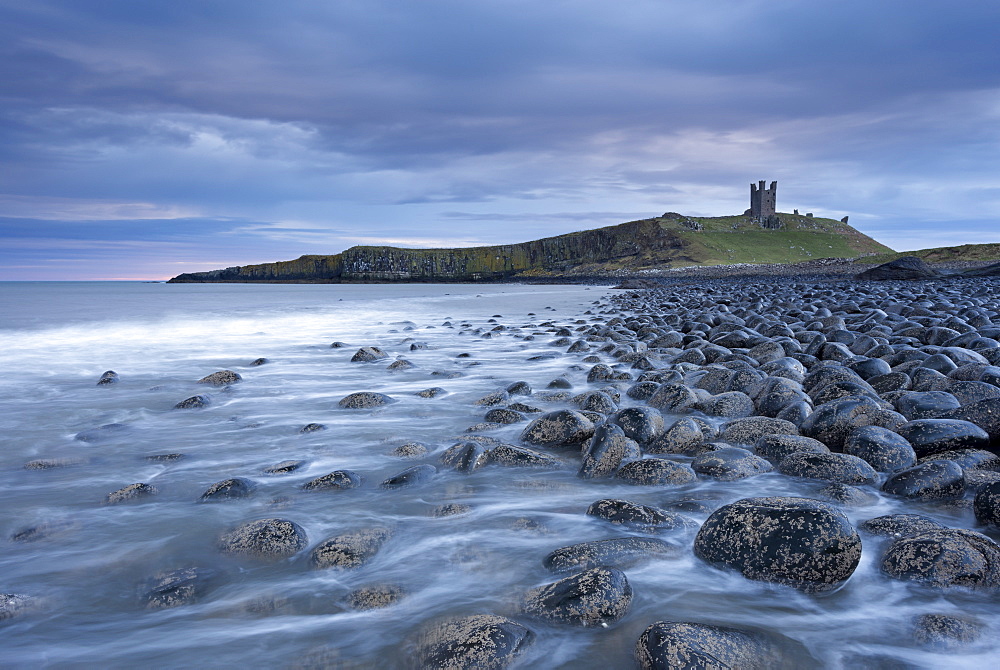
[2,0,999,280]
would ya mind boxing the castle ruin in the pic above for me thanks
[749,180,781,229]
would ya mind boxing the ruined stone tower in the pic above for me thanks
[750,180,780,228]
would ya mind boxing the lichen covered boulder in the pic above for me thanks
[414,614,533,670]
[635,621,782,670]
[693,497,862,592]
[543,537,677,573]
[521,566,632,627]
[520,410,595,448]
[310,527,391,569]
[219,518,308,560]
[880,528,1000,590]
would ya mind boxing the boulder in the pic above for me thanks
[310,527,391,569]
[855,256,943,280]
[881,460,965,500]
[646,418,705,456]
[200,478,256,501]
[615,458,698,486]
[694,497,862,593]
[893,419,991,457]
[860,514,947,538]
[543,537,677,573]
[143,567,217,609]
[198,370,242,386]
[842,426,916,472]
[522,567,632,627]
[350,346,388,362]
[520,410,595,448]
[579,424,640,479]
[586,499,696,533]
[380,464,436,489]
[692,447,773,481]
[635,621,782,670]
[301,470,363,491]
[105,482,158,505]
[609,406,665,444]
[754,434,830,463]
[880,528,1000,590]
[219,518,307,560]
[414,614,533,670]
[488,444,561,468]
[777,451,878,486]
[973,480,1000,528]
[338,392,394,409]
[440,442,491,473]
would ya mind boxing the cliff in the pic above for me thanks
[168,212,893,283]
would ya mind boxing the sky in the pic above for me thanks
[1,0,999,280]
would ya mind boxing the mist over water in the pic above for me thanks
[1,282,997,668]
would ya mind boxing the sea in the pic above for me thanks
[0,281,995,668]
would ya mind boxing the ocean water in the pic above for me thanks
[0,281,996,669]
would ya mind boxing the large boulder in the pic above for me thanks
[880,528,1000,590]
[615,458,698,486]
[893,419,991,457]
[586,499,695,533]
[694,497,862,593]
[777,451,878,486]
[692,447,772,481]
[855,256,943,280]
[521,567,632,627]
[543,537,677,573]
[520,410,595,448]
[579,424,640,479]
[881,461,965,500]
[635,621,783,670]
[219,518,308,560]
[310,527,391,569]
[414,614,533,669]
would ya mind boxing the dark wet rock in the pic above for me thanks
[249,357,268,366]
[338,391,394,409]
[692,447,773,481]
[311,527,391,569]
[346,584,405,611]
[391,442,429,458]
[219,518,308,560]
[919,448,1000,471]
[615,458,698,486]
[635,621,782,670]
[543,537,677,573]
[520,410,595,448]
[697,391,754,418]
[580,424,641,479]
[489,444,561,468]
[609,406,665,444]
[299,423,326,433]
[302,470,363,491]
[381,464,437,489]
[587,363,615,383]
[586,499,695,533]
[441,442,491,473]
[882,460,965,500]
[963,469,1000,492]
[842,426,917,472]
[648,383,699,412]
[198,370,242,386]
[432,503,472,518]
[880,528,1000,590]
[754,434,830,463]
[105,482,158,505]
[912,613,984,650]
[174,394,210,409]
[350,346,388,362]
[96,370,119,386]
[936,398,1000,441]
[719,417,798,446]
[24,458,83,470]
[646,418,705,455]
[778,451,878,485]
[547,377,573,389]
[694,497,862,593]
[74,422,129,442]
[860,514,947,538]
[948,380,1000,406]
[146,453,185,462]
[330,341,348,348]
[627,381,661,401]
[200,477,256,501]
[414,614,533,670]
[573,390,618,414]
[11,520,76,543]
[0,594,35,622]
[522,566,632,627]
[263,460,306,474]
[869,371,912,395]
[484,408,525,424]
[800,395,903,451]
[143,567,217,609]
[855,256,942,280]
[893,418,990,457]
[416,387,447,398]
[505,380,532,396]
[894,391,961,420]
[817,482,879,507]
[386,358,414,371]
[508,402,542,414]
[973,480,1000,528]
[475,389,510,407]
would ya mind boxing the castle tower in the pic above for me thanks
[749,180,777,221]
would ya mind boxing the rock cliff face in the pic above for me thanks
[168,213,892,283]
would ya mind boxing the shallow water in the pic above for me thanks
[1,281,998,669]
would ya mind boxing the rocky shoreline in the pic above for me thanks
[8,274,1000,667]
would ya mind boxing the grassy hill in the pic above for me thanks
[862,243,1000,265]
[169,212,893,283]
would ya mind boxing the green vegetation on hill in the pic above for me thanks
[168,212,894,283]
[862,243,1000,265]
